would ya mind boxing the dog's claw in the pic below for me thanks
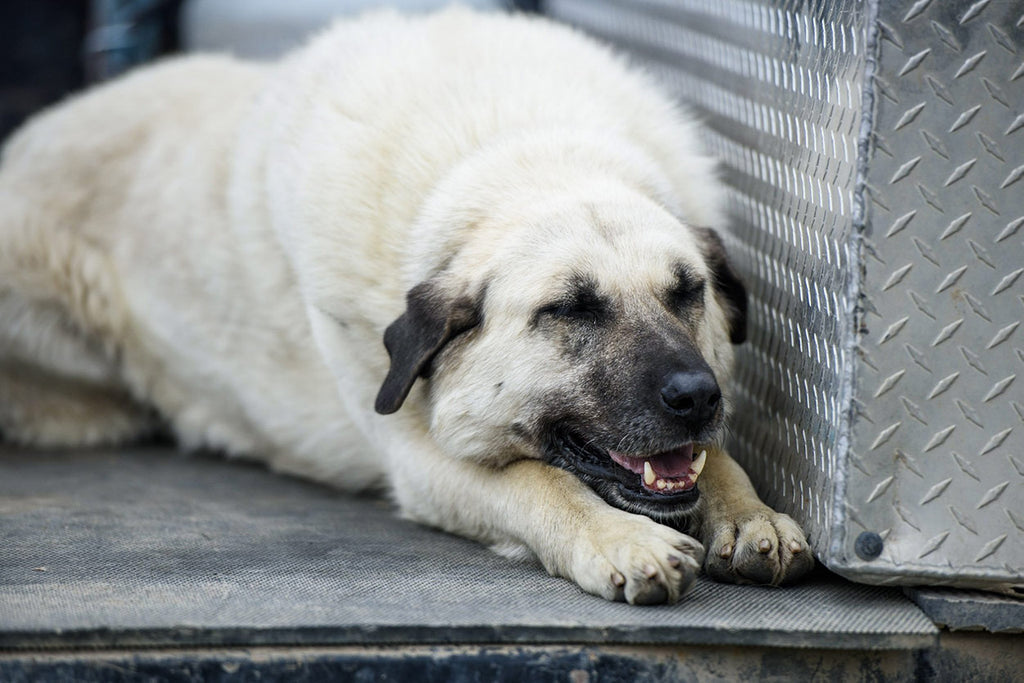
[704,508,813,586]
[571,513,703,605]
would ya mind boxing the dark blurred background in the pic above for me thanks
[1,1,88,142]
[0,0,540,144]
[0,0,184,142]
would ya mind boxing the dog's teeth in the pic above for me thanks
[690,449,707,479]
[643,460,656,486]
[656,478,667,490]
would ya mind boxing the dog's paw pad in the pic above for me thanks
[704,509,813,586]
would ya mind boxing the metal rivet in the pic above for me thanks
[855,532,884,561]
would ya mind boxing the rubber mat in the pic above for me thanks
[0,447,937,650]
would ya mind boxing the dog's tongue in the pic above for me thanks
[607,443,694,476]
[608,444,705,494]
[648,444,694,477]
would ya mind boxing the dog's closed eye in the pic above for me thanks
[534,274,611,326]
[536,298,609,323]
[667,267,706,311]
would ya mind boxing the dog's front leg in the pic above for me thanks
[697,448,814,585]
[386,436,703,604]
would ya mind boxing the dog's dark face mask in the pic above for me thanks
[374,224,747,526]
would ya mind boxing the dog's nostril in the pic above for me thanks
[677,397,695,411]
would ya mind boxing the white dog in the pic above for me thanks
[0,8,811,604]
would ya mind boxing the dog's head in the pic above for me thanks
[375,194,746,524]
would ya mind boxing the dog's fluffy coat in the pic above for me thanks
[0,9,811,603]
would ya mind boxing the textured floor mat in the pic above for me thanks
[0,447,936,649]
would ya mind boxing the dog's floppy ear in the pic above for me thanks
[697,228,748,345]
[375,281,482,415]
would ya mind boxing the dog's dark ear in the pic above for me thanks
[375,281,482,415]
[698,228,748,344]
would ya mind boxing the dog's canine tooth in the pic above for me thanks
[643,460,656,486]
[690,449,707,479]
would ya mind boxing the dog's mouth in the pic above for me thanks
[547,430,705,522]
[607,444,706,494]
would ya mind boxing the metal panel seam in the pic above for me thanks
[831,0,882,570]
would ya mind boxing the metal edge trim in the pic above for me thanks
[830,0,883,572]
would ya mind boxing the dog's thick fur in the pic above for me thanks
[0,9,811,603]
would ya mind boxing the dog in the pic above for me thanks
[0,8,812,604]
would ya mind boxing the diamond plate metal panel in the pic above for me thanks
[846,0,1023,591]
[547,0,1023,594]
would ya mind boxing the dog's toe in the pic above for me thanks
[704,508,813,586]
[626,570,669,605]
[572,512,704,604]
[620,549,700,605]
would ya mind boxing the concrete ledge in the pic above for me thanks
[0,644,936,682]
[905,588,1024,633]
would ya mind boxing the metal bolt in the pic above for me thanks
[855,531,884,561]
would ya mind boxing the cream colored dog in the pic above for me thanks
[0,9,812,603]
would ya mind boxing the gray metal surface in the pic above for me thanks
[0,447,937,651]
[905,587,1024,633]
[181,0,507,60]
[849,0,1024,594]
[86,0,177,81]
[546,0,1024,594]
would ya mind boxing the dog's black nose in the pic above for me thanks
[660,370,721,425]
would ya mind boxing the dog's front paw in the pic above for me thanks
[569,512,704,605]
[703,508,813,586]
